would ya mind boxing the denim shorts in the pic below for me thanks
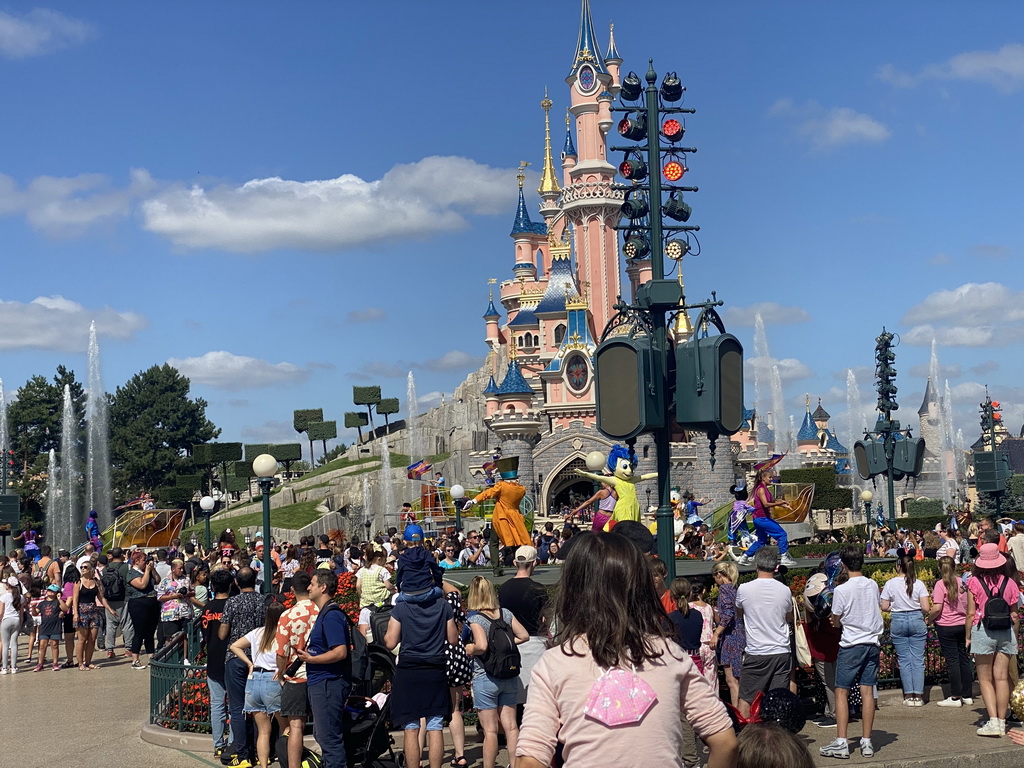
[472,674,518,710]
[402,715,444,731]
[39,633,61,641]
[244,670,283,714]
[970,622,1017,656]
[835,643,880,689]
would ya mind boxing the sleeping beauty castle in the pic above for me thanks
[382,1,943,519]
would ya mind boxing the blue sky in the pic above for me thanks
[1,1,1022,458]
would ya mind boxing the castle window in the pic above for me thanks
[643,445,649,458]
[564,352,589,393]
[554,324,566,344]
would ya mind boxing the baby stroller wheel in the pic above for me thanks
[396,753,407,767]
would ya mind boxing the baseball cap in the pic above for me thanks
[403,523,424,542]
[514,545,538,565]
[46,584,61,593]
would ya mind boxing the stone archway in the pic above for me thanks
[541,454,597,518]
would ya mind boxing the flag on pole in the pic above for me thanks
[754,454,786,472]
[406,460,432,480]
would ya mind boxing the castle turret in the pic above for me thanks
[561,109,577,189]
[812,398,831,430]
[486,340,542,486]
[797,396,818,447]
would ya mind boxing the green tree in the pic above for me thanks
[109,364,220,504]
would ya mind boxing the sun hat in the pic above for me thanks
[514,545,538,565]
[975,542,1006,569]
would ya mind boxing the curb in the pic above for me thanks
[854,744,1023,768]
[140,724,318,752]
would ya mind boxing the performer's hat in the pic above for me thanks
[496,456,519,480]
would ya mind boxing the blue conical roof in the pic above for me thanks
[562,126,577,159]
[568,0,608,78]
[497,359,534,396]
[605,24,621,62]
[535,257,577,314]
[797,411,818,442]
[483,299,500,319]
[483,376,499,395]
[510,186,547,237]
[824,429,848,454]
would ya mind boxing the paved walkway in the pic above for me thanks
[4,629,1023,767]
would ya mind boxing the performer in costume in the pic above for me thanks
[727,483,755,546]
[733,468,797,567]
[569,481,618,532]
[465,456,531,548]
[14,527,41,561]
[575,444,657,527]
[85,510,103,552]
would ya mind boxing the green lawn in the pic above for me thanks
[181,499,324,540]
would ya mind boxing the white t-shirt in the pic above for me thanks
[244,627,279,671]
[832,576,884,648]
[736,576,792,656]
[1,591,17,621]
[881,577,929,613]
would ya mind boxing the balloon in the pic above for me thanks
[1011,679,1024,721]
[585,451,607,472]
[759,688,806,734]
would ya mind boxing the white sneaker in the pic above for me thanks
[819,738,850,759]
[736,554,750,566]
[977,718,1004,737]
[8,667,15,674]
[962,697,974,705]
[780,554,798,567]
[936,697,963,708]
[0,669,7,675]
[860,739,874,757]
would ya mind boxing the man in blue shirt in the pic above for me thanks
[297,570,351,768]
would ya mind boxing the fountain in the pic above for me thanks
[86,322,111,528]
[954,428,967,505]
[378,436,395,533]
[361,474,375,537]
[0,379,7,460]
[846,369,865,508]
[927,341,953,507]
[58,384,81,550]
[46,449,58,542]
[407,372,423,459]
[752,313,789,454]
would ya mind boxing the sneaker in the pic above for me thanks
[735,554,750,566]
[911,698,924,707]
[214,747,226,757]
[9,667,16,674]
[52,664,60,671]
[33,665,42,673]
[130,661,147,670]
[220,756,253,768]
[860,739,874,757]
[977,718,1004,737]
[962,697,974,705]
[0,669,7,675]
[780,554,798,567]
[814,716,838,727]
[820,738,849,759]
[106,650,115,659]
[936,697,963,708]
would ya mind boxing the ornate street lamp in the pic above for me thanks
[450,484,465,532]
[252,453,278,594]
[861,489,874,541]
[200,495,215,551]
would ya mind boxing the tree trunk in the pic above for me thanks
[365,406,376,433]
[384,414,390,434]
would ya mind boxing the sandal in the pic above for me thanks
[451,757,468,767]
[87,664,97,670]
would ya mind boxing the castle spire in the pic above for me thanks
[538,89,561,197]
[510,161,546,236]
[671,272,693,342]
[568,0,608,78]
[561,108,577,159]
[605,22,621,62]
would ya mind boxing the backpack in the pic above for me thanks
[477,610,521,680]
[315,603,368,688]
[274,734,322,768]
[979,576,1012,632]
[101,563,127,601]
[368,603,393,647]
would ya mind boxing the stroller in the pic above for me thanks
[342,643,400,767]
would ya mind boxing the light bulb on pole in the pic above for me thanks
[450,484,465,532]
[200,495,215,551]
[252,453,278,594]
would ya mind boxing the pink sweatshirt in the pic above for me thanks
[517,637,731,767]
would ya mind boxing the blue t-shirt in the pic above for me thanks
[306,604,351,684]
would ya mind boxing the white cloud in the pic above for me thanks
[346,307,387,324]
[770,99,890,149]
[140,156,518,253]
[0,8,95,59]
[949,381,988,402]
[0,296,145,351]
[168,351,310,391]
[723,302,810,327]
[0,169,155,236]
[902,282,1024,347]
[928,253,951,266]
[417,391,446,410]
[419,350,482,372]
[879,44,1024,92]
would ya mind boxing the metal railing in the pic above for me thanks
[149,619,212,733]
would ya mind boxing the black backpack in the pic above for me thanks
[315,603,368,688]
[479,610,521,680]
[980,576,1012,632]
[101,563,127,601]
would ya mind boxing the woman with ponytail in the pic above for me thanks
[929,556,973,706]
[880,555,931,706]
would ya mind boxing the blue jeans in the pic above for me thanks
[890,611,927,695]
[207,675,229,750]
[746,517,788,556]
[224,656,252,758]
[308,677,351,768]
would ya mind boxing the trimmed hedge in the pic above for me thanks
[225,476,249,493]
[243,443,302,463]
[155,485,196,505]
[352,386,381,406]
[233,461,251,478]
[192,442,243,465]
[293,409,323,433]
[906,498,944,517]
[174,474,203,489]
[377,398,400,415]
[779,466,850,510]
[307,421,337,441]
[344,412,368,429]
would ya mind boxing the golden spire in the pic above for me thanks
[538,89,561,197]
[671,272,693,342]
[488,277,497,300]
[805,393,811,412]
[509,333,518,361]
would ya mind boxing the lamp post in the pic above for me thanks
[861,489,874,540]
[252,453,278,595]
[450,484,465,532]
[200,495,215,551]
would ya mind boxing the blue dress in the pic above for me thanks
[715,582,746,677]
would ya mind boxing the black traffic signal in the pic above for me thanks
[594,335,666,440]
[674,333,744,436]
